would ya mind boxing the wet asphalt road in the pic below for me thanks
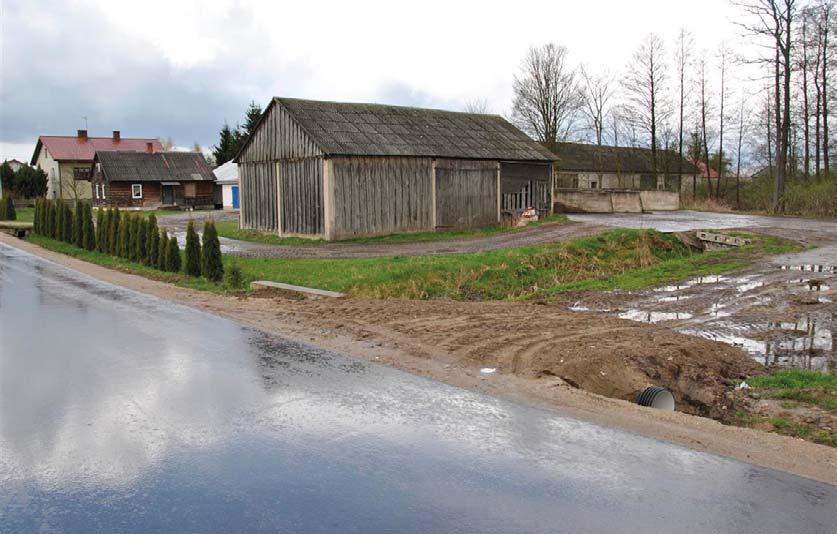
[0,243,834,533]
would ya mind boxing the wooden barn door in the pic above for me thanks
[434,160,498,228]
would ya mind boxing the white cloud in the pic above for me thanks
[1,0,762,157]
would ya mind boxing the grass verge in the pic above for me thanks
[749,370,837,411]
[29,228,799,301]
[214,214,569,247]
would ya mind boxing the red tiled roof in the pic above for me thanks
[31,135,163,164]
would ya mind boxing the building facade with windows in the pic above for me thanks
[90,151,216,209]
[30,130,163,200]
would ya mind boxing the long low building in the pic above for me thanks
[90,151,216,209]
[234,98,556,240]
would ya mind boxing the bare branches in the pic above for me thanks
[579,66,614,145]
[622,33,671,171]
[511,43,581,148]
[463,99,489,114]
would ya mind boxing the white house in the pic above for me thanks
[213,160,239,209]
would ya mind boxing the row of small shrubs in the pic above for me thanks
[32,200,228,284]
[0,196,16,221]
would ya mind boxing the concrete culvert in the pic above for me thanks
[637,386,675,411]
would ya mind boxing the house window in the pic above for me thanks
[101,184,106,199]
[131,184,143,199]
[590,181,598,189]
[73,167,91,180]
[95,184,100,199]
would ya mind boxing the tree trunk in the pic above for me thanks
[822,17,830,176]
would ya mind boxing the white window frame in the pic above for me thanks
[102,183,106,200]
[94,184,100,199]
[131,184,143,199]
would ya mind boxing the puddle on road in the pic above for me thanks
[569,263,836,371]
[780,264,836,273]
[617,310,694,323]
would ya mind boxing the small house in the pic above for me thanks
[234,98,556,240]
[91,151,216,209]
[213,160,240,209]
[31,130,163,200]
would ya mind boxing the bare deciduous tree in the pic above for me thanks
[463,99,489,114]
[579,67,613,145]
[735,0,798,213]
[511,43,581,148]
[623,33,671,172]
[674,29,694,188]
[716,44,730,198]
[697,57,715,196]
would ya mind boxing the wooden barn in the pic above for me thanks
[234,98,556,240]
[91,151,216,209]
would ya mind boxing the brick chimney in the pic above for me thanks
[145,142,154,153]
[112,130,121,142]
[77,129,88,140]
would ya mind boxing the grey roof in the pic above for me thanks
[271,97,556,161]
[553,143,699,174]
[96,151,215,182]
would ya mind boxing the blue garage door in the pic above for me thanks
[232,186,240,209]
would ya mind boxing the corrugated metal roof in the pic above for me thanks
[32,136,163,164]
[212,161,238,183]
[270,98,556,162]
[96,151,215,182]
[553,143,699,174]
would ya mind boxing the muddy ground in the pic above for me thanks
[4,232,835,483]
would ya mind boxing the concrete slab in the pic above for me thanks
[250,280,345,298]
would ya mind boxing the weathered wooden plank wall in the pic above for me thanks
[330,156,433,238]
[237,102,322,163]
[239,162,279,231]
[280,158,324,235]
[434,159,498,228]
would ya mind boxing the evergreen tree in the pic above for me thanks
[184,221,202,276]
[48,201,57,238]
[136,218,148,263]
[118,213,129,258]
[126,216,138,260]
[212,123,239,166]
[0,195,15,221]
[166,235,181,272]
[158,230,169,270]
[83,203,95,251]
[201,221,224,282]
[62,202,73,242]
[241,101,263,139]
[55,200,64,240]
[96,209,105,252]
[146,214,159,266]
[33,199,40,233]
[74,200,84,247]
[109,209,121,255]
[0,162,15,197]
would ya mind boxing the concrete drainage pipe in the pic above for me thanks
[637,386,675,411]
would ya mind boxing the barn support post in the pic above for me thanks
[430,159,437,229]
[495,161,501,222]
[275,161,283,235]
[323,158,335,240]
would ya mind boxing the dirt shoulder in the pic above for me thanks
[3,232,835,485]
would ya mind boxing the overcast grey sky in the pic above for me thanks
[1,0,755,162]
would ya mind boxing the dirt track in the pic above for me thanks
[158,210,606,258]
[4,232,834,484]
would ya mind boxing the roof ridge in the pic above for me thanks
[275,97,505,119]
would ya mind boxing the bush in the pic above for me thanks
[83,203,95,251]
[48,201,57,238]
[109,209,121,255]
[118,213,129,258]
[135,218,148,263]
[201,220,223,282]
[158,230,169,270]
[0,195,15,221]
[74,200,84,247]
[166,234,181,273]
[225,262,244,289]
[184,221,202,276]
[96,209,106,252]
[146,214,159,266]
[61,202,73,243]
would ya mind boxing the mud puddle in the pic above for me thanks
[569,262,836,371]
